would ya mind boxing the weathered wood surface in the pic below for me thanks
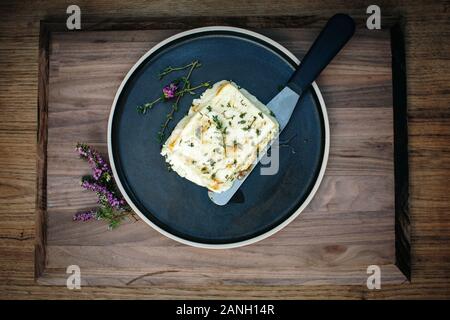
[0,0,449,299]
[34,25,402,287]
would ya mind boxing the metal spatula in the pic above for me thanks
[209,14,355,205]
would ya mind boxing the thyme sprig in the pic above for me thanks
[157,61,208,142]
[159,61,201,80]
[137,97,162,114]
[175,83,211,96]
[136,82,209,115]
[137,60,210,143]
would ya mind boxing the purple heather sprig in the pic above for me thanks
[81,179,125,209]
[74,143,134,229]
[73,210,97,222]
[75,143,111,182]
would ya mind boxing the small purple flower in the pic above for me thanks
[73,210,97,221]
[93,167,103,180]
[81,180,124,209]
[75,143,112,181]
[75,146,88,158]
[162,83,178,99]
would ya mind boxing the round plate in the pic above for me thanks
[108,27,329,248]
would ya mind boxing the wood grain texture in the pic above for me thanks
[35,21,50,280]
[0,0,449,299]
[36,24,402,287]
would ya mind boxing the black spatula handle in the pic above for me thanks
[287,14,355,95]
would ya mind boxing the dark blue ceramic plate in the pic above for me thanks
[108,27,329,248]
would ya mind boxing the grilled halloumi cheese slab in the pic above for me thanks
[161,80,279,193]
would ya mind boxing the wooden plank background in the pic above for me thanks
[0,0,449,299]
[39,26,401,287]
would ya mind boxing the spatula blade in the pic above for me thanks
[208,86,300,206]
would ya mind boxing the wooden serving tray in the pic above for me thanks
[36,17,410,286]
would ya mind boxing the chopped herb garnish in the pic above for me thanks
[258,112,264,118]
[243,116,257,131]
[239,112,247,118]
[207,106,212,112]
[212,115,227,156]
[256,129,261,136]
[212,115,223,130]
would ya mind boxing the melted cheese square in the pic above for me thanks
[161,80,279,193]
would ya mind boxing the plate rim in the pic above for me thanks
[107,26,330,249]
